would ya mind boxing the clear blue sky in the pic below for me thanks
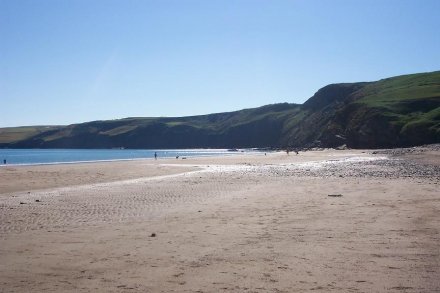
[1,0,439,127]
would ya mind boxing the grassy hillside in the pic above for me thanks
[281,71,440,148]
[0,103,300,148]
[358,71,440,107]
[352,71,440,147]
[1,71,439,149]
[0,126,62,144]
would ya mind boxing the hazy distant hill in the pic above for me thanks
[1,71,439,149]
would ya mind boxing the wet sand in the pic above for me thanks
[0,149,369,194]
[0,160,199,195]
[0,148,439,292]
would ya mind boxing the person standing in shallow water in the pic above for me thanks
[154,152,157,160]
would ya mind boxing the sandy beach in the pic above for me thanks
[1,147,439,292]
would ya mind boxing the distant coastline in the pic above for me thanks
[1,71,439,150]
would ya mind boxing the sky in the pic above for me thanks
[1,0,439,127]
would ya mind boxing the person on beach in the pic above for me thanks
[154,152,157,160]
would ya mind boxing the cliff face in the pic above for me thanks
[1,71,439,149]
[281,71,440,148]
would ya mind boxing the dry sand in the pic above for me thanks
[0,148,439,292]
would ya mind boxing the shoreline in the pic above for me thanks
[2,145,439,195]
[0,148,268,167]
[1,143,438,168]
[0,159,199,195]
[0,157,156,168]
[0,153,265,168]
[0,150,375,195]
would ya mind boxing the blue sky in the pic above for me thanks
[1,0,439,127]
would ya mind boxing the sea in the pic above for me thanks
[0,149,263,166]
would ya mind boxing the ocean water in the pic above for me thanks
[0,149,259,166]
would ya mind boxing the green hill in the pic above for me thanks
[0,126,62,144]
[281,71,440,148]
[1,71,439,149]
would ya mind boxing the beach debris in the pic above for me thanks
[328,194,343,197]
[19,201,26,204]
[35,199,41,202]
[335,144,348,150]
[150,233,156,237]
